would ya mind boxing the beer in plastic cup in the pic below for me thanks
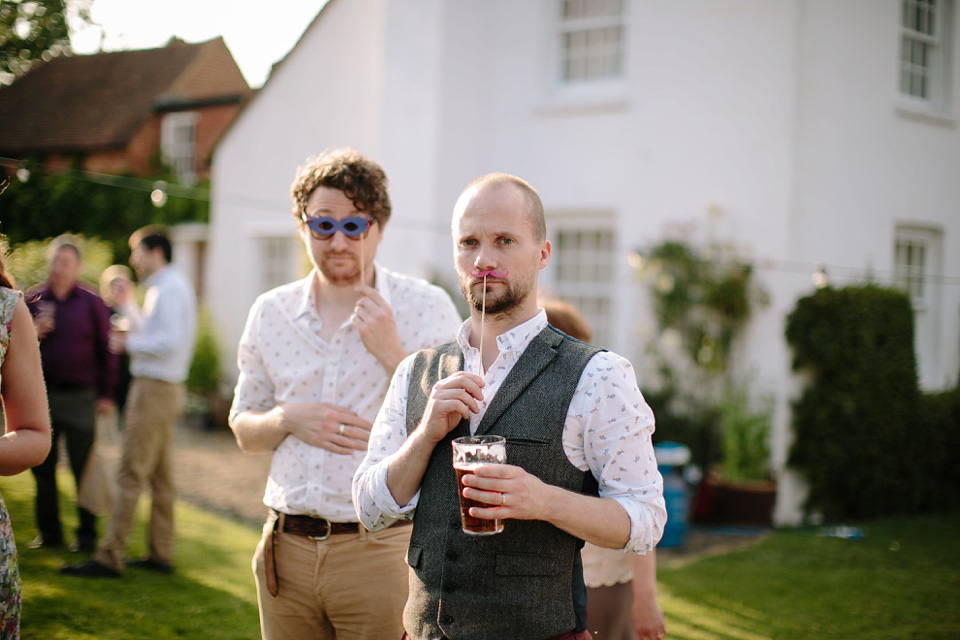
[451,435,506,536]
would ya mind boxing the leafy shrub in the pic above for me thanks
[4,234,116,292]
[636,237,769,479]
[718,382,773,483]
[187,306,222,398]
[785,284,958,520]
[0,162,207,264]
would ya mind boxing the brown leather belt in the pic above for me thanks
[263,511,411,598]
[275,510,411,540]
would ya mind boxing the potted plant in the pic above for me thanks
[633,233,774,525]
[185,307,227,430]
[707,381,777,526]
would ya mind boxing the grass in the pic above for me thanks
[657,513,960,639]
[1,471,958,639]
[0,470,261,640]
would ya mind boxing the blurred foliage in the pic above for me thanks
[643,240,756,374]
[0,162,208,264]
[0,0,92,83]
[5,233,113,290]
[786,285,960,520]
[718,381,773,483]
[187,305,223,398]
[636,237,771,481]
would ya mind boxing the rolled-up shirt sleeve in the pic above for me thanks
[566,351,666,554]
[352,354,419,530]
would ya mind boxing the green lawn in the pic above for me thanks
[657,513,960,639]
[1,470,261,640]
[1,470,958,639]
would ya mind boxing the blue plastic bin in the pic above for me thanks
[654,441,691,548]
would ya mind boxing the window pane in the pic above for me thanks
[558,0,625,83]
[554,227,614,346]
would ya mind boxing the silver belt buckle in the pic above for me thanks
[309,520,332,541]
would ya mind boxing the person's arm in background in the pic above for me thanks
[0,297,52,474]
[631,549,666,639]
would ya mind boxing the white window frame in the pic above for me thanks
[258,235,300,294]
[544,216,616,348]
[558,0,627,84]
[893,225,943,387]
[540,0,629,111]
[898,0,955,115]
[161,111,198,186]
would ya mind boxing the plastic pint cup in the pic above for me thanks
[451,435,506,535]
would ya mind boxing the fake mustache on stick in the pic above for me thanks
[471,268,509,279]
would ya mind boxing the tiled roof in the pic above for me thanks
[0,37,250,155]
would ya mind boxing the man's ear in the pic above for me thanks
[538,240,552,271]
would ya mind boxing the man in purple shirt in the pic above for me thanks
[26,235,117,552]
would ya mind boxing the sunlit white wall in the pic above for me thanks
[206,0,960,525]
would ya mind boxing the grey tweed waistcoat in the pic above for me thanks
[402,326,601,640]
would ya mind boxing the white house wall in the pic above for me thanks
[206,0,960,526]
[206,0,390,365]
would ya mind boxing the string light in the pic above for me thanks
[150,181,168,207]
[627,249,960,290]
[5,156,960,290]
[812,263,828,289]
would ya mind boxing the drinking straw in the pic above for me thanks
[479,275,487,375]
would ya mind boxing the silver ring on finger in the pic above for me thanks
[500,493,506,506]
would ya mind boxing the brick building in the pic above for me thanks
[0,36,252,186]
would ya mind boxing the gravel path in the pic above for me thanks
[172,422,272,527]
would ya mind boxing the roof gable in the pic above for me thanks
[0,37,250,155]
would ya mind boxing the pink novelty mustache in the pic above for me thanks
[471,268,509,278]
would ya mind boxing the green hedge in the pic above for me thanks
[785,285,960,520]
[1,162,207,263]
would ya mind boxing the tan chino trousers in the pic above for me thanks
[95,377,184,571]
[253,519,411,640]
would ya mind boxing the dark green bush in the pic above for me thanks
[0,161,207,263]
[785,285,959,520]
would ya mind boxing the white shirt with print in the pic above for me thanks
[353,310,666,553]
[231,262,461,522]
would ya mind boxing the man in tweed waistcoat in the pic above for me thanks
[354,173,666,640]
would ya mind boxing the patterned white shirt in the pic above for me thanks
[353,310,666,553]
[230,263,461,521]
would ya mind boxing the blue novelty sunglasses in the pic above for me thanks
[300,214,373,239]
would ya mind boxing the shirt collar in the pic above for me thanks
[295,262,390,320]
[456,309,549,357]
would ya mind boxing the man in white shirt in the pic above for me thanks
[227,149,460,640]
[64,225,197,578]
[352,173,666,640]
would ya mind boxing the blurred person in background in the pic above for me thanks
[540,296,666,640]
[63,226,196,578]
[99,265,142,416]
[0,241,52,637]
[25,235,116,553]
